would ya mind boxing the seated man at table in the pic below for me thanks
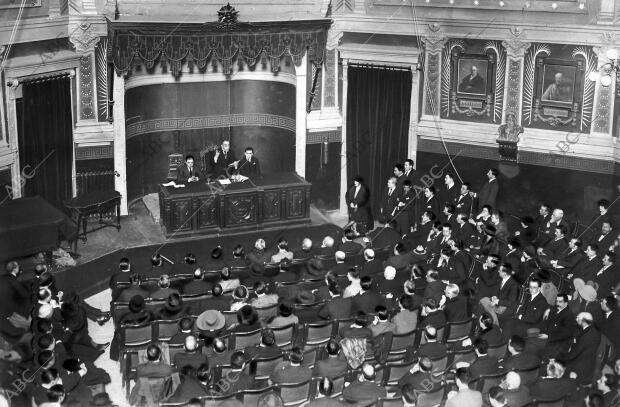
[177,155,205,184]
[235,147,261,178]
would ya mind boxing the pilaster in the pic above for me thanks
[501,39,531,124]
[340,58,349,214]
[422,33,447,118]
[113,74,128,216]
[294,54,308,177]
[591,46,616,136]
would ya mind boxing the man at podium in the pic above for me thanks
[234,147,261,178]
[177,155,205,184]
[207,140,236,177]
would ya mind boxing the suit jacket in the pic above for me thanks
[529,377,579,401]
[559,325,601,384]
[392,309,419,334]
[478,179,499,209]
[236,157,261,178]
[469,354,500,379]
[418,341,448,360]
[598,311,620,352]
[384,253,411,272]
[206,148,236,177]
[342,381,387,403]
[445,388,483,407]
[502,387,532,407]
[442,184,460,206]
[380,188,400,221]
[573,256,602,282]
[116,286,150,303]
[437,258,467,285]
[338,240,363,255]
[318,296,352,320]
[136,361,175,379]
[166,375,209,403]
[173,352,209,370]
[270,363,312,384]
[0,274,31,317]
[420,310,447,329]
[455,223,476,249]
[361,259,383,277]
[313,356,348,379]
[424,280,445,303]
[497,277,520,315]
[370,320,396,337]
[516,293,548,326]
[339,325,373,341]
[352,291,385,314]
[543,306,577,346]
[592,265,620,298]
[541,237,569,259]
[423,196,441,219]
[555,249,584,273]
[500,351,541,371]
[455,193,475,217]
[593,232,616,253]
[444,296,470,322]
[176,164,205,183]
[368,226,402,250]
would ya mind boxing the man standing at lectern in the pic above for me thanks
[209,140,236,177]
[235,147,261,178]
[177,155,205,184]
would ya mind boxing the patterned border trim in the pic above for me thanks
[307,129,342,144]
[418,138,615,174]
[0,0,40,8]
[75,145,114,160]
[126,114,296,139]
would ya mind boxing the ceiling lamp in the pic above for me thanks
[551,2,557,7]
[499,1,505,6]
[578,2,585,8]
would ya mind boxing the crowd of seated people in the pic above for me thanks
[0,261,114,406]
[5,165,620,406]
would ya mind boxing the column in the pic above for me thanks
[6,85,21,198]
[339,58,349,214]
[591,46,616,135]
[409,68,420,167]
[421,36,446,119]
[69,23,100,123]
[294,54,308,177]
[113,73,128,215]
[501,40,531,123]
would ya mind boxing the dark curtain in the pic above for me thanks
[17,76,73,210]
[346,66,412,219]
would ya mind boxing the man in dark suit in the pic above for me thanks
[476,168,499,211]
[403,159,415,185]
[597,296,620,358]
[182,268,213,296]
[537,225,569,265]
[592,220,615,254]
[529,359,580,402]
[176,155,205,184]
[442,173,460,206]
[0,261,32,318]
[351,276,385,314]
[500,335,541,371]
[550,238,584,277]
[455,183,475,218]
[339,312,373,340]
[557,312,601,385]
[109,257,132,300]
[198,285,230,311]
[165,365,210,403]
[479,263,520,326]
[313,340,348,379]
[403,211,436,251]
[540,293,577,358]
[469,338,500,379]
[368,220,402,251]
[592,252,620,298]
[331,251,350,276]
[422,186,441,219]
[136,344,176,379]
[443,284,470,322]
[116,273,150,303]
[393,163,407,193]
[293,238,315,261]
[420,298,447,329]
[173,335,209,370]
[436,247,467,286]
[318,284,352,320]
[503,278,548,338]
[533,204,552,247]
[221,351,254,394]
[342,363,387,404]
[206,139,236,177]
[360,249,382,277]
[417,325,448,359]
[338,228,363,254]
[235,147,261,178]
[269,347,312,385]
[380,176,400,224]
[570,243,601,282]
[397,356,436,395]
[383,243,412,273]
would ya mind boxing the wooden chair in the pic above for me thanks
[302,348,319,368]
[121,323,153,347]
[155,318,182,341]
[240,386,279,406]
[487,342,508,360]
[271,323,297,349]
[202,393,242,407]
[230,328,262,350]
[388,329,418,361]
[450,346,476,366]
[279,380,314,406]
[384,361,416,386]
[303,321,334,349]
[444,318,474,343]
[168,343,186,363]
[222,310,238,329]
[377,396,405,407]
[255,303,279,322]
[253,354,285,380]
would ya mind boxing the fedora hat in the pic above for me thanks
[296,290,315,305]
[413,245,427,255]
[574,278,597,302]
[165,294,183,312]
[196,310,225,332]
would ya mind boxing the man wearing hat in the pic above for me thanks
[156,293,187,320]
[195,309,226,338]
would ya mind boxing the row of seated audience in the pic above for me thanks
[3,175,620,406]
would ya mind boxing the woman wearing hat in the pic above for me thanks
[345,176,373,236]
[229,305,261,333]
[156,293,188,320]
[196,310,226,337]
[569,278,604,322]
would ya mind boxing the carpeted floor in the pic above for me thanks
[55,223,343,298]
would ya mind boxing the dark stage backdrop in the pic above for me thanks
[346,67,412,219]
[17,76,73,210]
[125,80,296,201]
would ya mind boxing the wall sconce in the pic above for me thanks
[588,48,619,87]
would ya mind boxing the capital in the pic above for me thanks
[69,22,100,53]
[326,30,343,50]
[502,40,531,59]
[423,36,447,54]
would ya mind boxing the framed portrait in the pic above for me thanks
[540,64,576,105]
[457,58,489,96]
[534,56,584,127]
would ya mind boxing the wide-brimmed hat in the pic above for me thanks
[574,278,598,302]
[129,295,145,313]
[296,290,315,304]
[196,310,225,332]
[414,245,427,255]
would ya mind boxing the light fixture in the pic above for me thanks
[499,1,505,6]
[473,0,479,5]
[588,48,619,87]
[525,1,531,8]
[578,2,585,9]
[551,2,557,7]
[449,0,454,4]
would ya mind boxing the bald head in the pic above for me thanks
[302,238,312,250]
[322,236,334,248]
[502,371,521,390]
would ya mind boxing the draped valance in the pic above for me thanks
[108,20,331,77]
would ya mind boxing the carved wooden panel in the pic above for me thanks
[286,188,306,219]
[263,190,281,221]
[171,198,193,232]
[224,194,257,226]
[195,196,218,229]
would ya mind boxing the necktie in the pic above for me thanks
[389,189,393,196]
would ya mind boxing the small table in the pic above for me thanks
[64,190,122,243]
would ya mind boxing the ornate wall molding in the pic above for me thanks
[591,46,615,134]
[501,40,530,123]
[95,38,109,122]
[126,113,296,140]
[75,144,114,160]
[323,48,336,108]
[418,137,615,174]
[109,20,330,78]
[307,129,342,144]
[69,22,100,53]
[422,34,447,117]
[78,54,96,120]
[502,39,531,59]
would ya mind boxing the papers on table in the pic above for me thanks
[218,178,231,185]
[161,181,185,188]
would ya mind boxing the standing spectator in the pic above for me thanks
[476,168,499,211]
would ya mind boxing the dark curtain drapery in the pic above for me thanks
[346,66,412,220]
[17,76,73,210]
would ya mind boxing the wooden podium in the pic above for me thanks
[158,172,311,238]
